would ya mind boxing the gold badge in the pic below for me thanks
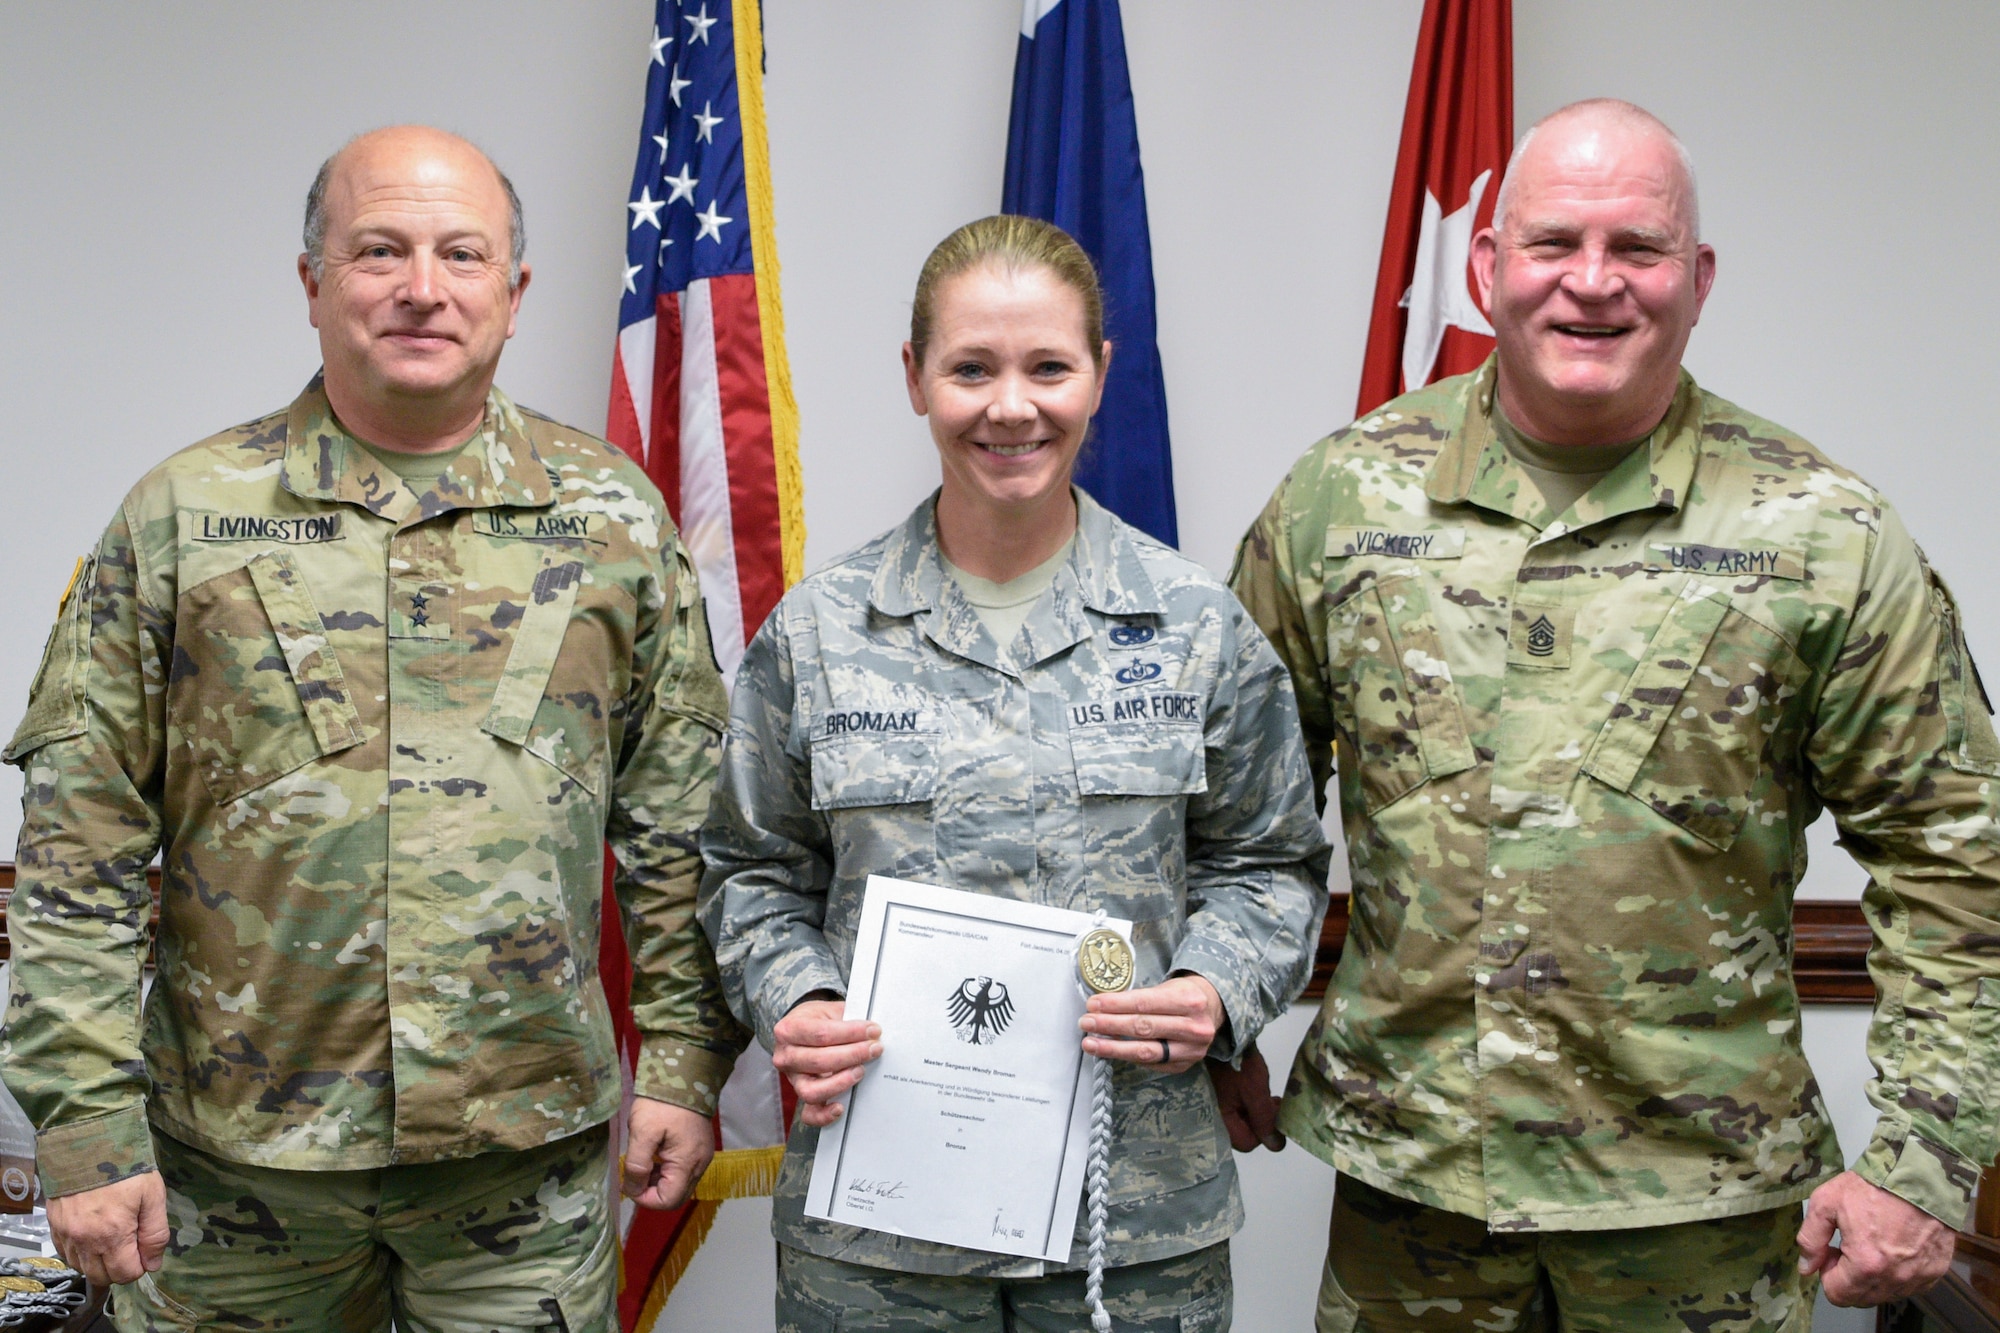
[0,1276,43,1293]
[1077,929,1135,994]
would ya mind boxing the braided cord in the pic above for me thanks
[1083,906,1114,1331]
[1085,1049,1113,1331]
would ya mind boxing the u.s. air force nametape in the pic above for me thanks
[1326,526,1466,560]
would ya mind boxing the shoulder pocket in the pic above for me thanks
[1323,572,1475,812]
[1582,580,1791,849]
[5,554,96,763]
[181,551,362,804]
[480,558,605,794]
[1928,566,2000,777]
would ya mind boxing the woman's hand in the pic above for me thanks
[1078,973,1225,1075]
[772,996,882,1127]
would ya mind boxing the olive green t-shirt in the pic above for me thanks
[352,434,478,500]
[1494,409,1649,520]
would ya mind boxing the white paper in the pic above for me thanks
[804,875,1131,1263]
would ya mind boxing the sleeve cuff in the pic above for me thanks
[1853,1121,1982,1228]
[36,1106,156,1199]
[633,1041,737,1117]
[751,955,848,1051]
[1170,937,1265,1064]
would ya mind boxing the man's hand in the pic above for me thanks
[772,998,881,1128]
[1209,1045,1285,1152]
[1079,974,1224,1076]
[1798,1170,1957,1306]
[47,1172,168,1287]
[623,1098,717,1211]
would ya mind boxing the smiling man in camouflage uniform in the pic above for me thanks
[1231,99,2000,1329]
[2,126,747,1331]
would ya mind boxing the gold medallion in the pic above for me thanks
[0,1277,43,1293]
[1077,928,1135,994]
[14,1258,64,1270]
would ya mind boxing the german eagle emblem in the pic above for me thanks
[946,976,1015,1045]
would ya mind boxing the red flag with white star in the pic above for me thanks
[1356,0,1513,416]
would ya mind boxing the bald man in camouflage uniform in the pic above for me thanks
[1231,100,2000,1329]
[3,127,746,1332]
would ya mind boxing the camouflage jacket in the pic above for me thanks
[4,378,748,1197]
[1232,362,2000,1231]
[700,492,1330,1275]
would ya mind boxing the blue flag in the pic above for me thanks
[1004,0,1178,547]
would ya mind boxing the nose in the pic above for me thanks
[399,249,446,310]
[1559,241,1624,303]
[985,371,1036,426]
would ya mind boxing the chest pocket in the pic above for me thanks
[1068,711,1206,797]
[179,551,363,805]
[807,711,941,810]
[1582,580,1795,850]
[480,559,606,795]
[1323,569,1476,812]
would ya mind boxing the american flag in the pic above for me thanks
[608,0,803,675]
[602,2,801,1327]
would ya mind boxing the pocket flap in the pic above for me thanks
[245,551,363,758]
[1069,700,1207,797]
[1582,581,1730,793]
[808,732,941,809]
[5,554,96,763]
[481,560,585,745]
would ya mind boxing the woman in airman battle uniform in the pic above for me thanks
[699,215,1328,1331]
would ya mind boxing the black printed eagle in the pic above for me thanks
[946,976,1015,1045]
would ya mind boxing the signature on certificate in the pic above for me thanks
[846,1177,908,1201]
[992,1211,1026,1241]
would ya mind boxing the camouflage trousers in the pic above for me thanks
[775,1240,1232,1331]
[1317,1175,1813,1333]
[112,1124,615,1333]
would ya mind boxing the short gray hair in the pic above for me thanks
[1494,98,1701,241]
[302,135,526,287]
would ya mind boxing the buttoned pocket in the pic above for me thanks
[1106,1065,1223,1202]
[807,731,941,809]
[1068,698,1207,798]
[1582,580,1796,850]
[1323,572,1476,812]
[177,551,363,805]
[480,558,607,795]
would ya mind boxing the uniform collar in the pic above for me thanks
[281,374,556,524]
[1424,357,1703,531]
[869,489,1165,673]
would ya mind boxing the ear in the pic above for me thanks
[299,254,322,329]
[1690,244,1716,323]
[902,342,928,416]
[1470,228,1499,312]
[506,263,533,339]
[1090,341,1113,415]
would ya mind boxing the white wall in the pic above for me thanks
[5,3,1995,1330]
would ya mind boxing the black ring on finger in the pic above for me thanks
[1157,1039,1171,1064]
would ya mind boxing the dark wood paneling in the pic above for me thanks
[0,867,1875,1004]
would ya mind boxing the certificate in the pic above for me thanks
[804,875,1131,1263]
